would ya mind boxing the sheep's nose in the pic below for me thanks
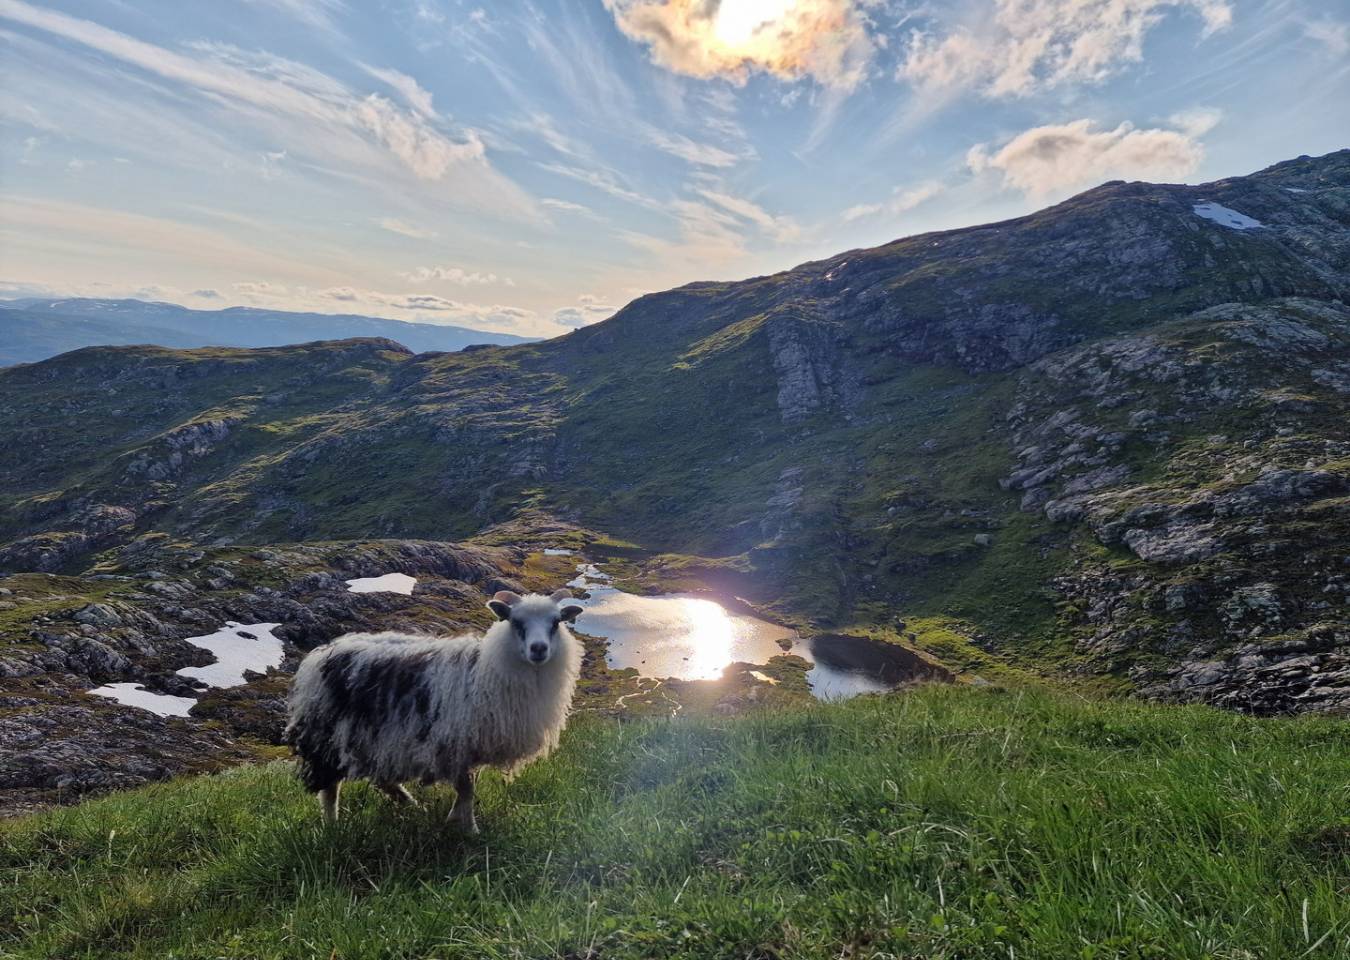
[528,642,548,661]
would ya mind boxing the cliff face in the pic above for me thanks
[1,151,1348,723]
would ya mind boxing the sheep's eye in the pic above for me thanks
[550,617,560,631]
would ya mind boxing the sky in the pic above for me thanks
[0,0,1347,338]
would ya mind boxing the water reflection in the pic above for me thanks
[569,563,946,699]
[574,571,793,681]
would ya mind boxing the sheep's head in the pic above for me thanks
[487,589,583,665]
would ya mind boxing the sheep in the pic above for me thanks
[285,588,584,831]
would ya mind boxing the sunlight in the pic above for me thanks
[680,596,738,680]
[712,0,798,51]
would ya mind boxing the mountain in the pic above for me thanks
[0,298,535,364]
[1,150,1348,809]
[0,306,204,366]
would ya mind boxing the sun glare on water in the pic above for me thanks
[712,0,799,51]
[680,596,738,679]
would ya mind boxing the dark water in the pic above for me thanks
[569,563,948,700]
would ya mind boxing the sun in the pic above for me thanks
[711,0,799,52]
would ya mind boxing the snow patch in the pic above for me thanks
[1193,201,1264,230]
[176,622,284,687]
[345,572,417,595]
[87,621,283,716]
[89,683,196,717]
[543,548,573,556]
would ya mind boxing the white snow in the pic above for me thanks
[345,572,417,595]
[543,548,573,556]
[176,622,284,687]
[87,621,283,716]
[1285,187,1309,194]
[89,683,196,717]
[1193,201,1264,230]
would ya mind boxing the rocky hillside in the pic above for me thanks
[1,151,1347,805]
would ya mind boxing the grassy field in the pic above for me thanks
[3,687,1349,959]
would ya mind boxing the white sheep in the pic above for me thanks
[285,588,584,831]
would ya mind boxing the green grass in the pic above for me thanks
[5,687,1349,959]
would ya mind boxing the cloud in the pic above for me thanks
[696,187,801,242]
[1168,106,1222,138]
[901,0,1233,97]
[603,0,877,91]
[260,149,287,180]
[1,197,344,283]
[359,63,436,118]
[841,180,944,222]
[645,129,745,168]
[0,1,503,189]
[540,197,599,218]
[1304,17,1350,56]
[233,281,289,298]
[192,288,223,299]
[398,265,513,286]
[315,286,555,334]
[350,95,483,179]
[967,118,1207,197]
[241,0,346,32]
[19,135,40,164]
[133,284,179,301]
[553,294,617,328]
[540,162,664,211]
[376,217,438,239]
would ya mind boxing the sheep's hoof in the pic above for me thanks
[449,810,478,834]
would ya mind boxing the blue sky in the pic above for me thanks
[1,0,1347,337]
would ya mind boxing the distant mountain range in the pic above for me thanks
[0,298,535,365]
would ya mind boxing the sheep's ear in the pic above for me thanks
[559,603,584,623]
[549,588,573,603]
[487,590,521,621]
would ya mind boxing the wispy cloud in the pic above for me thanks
[842,180,945,222]
[2,196,348,282]
[645,128,746,168]
[553,293,617,328]
[398,265,514,286]
[376,217,438,239]
[539,161,665,211]
[241,0,347,34]
[967,117,1209,197]
[696,188,800,242]
[359,63,437,118]
[900,0,1233,97]
[540,197,599,219]
[0,0,529,211]
[1304,16,1349,56]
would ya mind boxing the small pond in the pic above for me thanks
[567,563,946,700]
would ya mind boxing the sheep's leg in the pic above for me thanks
[319,781,342,823]
[378,782,420,808]
[449,768,477,834]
